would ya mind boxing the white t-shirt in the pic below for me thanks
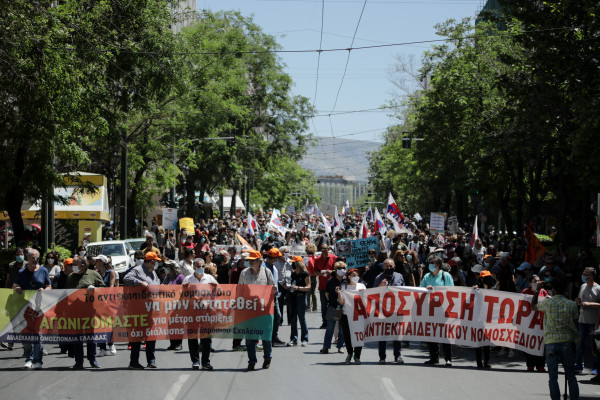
[183,273,218,285]
[342,282,366,292]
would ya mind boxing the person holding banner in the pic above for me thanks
[420,255,454,366]
[67,256,106,369]
[238,250,276,371]
[336,267,366,364]
[12,248,51,369]
[182,262,218,370]
[123,251,161,369]
[532,277,580,400]
[320,261,346,354]
[374,259,405,364]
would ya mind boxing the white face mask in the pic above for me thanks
[135,259,143,266]
[350,276,359,283]
[72,265,80,274]
[47,258,55,264]
[195,267,205,275]
[79,251,86,257]
[336,269,346,277]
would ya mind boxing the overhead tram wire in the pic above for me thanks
[48,25,588,57]
[330,0,369,120]
[311,0,326,137]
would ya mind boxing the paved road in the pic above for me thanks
[1,310,599,400]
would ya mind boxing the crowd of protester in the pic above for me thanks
[3,210,600,394]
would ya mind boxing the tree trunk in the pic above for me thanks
[231,185,238,218]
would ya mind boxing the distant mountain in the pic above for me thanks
[300,136,381,182]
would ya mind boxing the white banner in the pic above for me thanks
[429,212,445,233]
[341,286,545,356]
[162,208,178,230]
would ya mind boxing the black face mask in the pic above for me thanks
[385,269,394,277]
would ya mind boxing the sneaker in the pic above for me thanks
[507,350,514,359]
[477,363,484,369]
[593,369,598,375]
[262,358,271,369]
[527,366,535,372]
[483,363,491,369]
[72,364,84,370]
[128,363,144,370]
[574,364,583,374]
[273,338,286,346]
[174,344,183,351]
[319,348,329,354]
[445,360,452,367]
[232,345,246,352]
[89,360,100,368]
[147,363,157,369]
[394,356,404,365]
[379,359,386,365]
[319,323,327,329]
[287,341,298,347]
[192,361,200,370]
[33,363,42,369]
[256,344,263,352]
[201,363,214,371]
[42,348,48,356]
[424,359,439,365]
[537,367,546,373]
[301,341,308,347]
[337,348,345,354]
[345,354,352,364]
[354,357,361,365]
[247,363,255,371]
[24,361,33,369]
[109,344,117,355]
[98,349,106,357]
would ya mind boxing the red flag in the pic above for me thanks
[525,223,546,264]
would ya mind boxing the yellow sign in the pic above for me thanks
[179,217,194,233]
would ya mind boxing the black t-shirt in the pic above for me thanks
[291,270,309,295]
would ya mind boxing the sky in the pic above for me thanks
[197,0,483,144]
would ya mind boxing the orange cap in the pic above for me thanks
[63,258,73,265]
[144,251,160,261]
[268,248,283,258]
[291,256,304,263]
[246,250,263,260]
[480,270,492,278]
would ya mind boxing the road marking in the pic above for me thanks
[164,374,190,400]
[381,377,406,400]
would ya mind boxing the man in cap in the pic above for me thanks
[515,262,533,292]
[123,251,161,369]
[573,267,600,373]
[263,248,285,345]
[67,256,105,369]
[238,250,276,370]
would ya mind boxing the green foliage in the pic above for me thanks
[43,245,72,262]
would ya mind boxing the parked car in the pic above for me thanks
[86,240,135,277]
[125,237,147,252]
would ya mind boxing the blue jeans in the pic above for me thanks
[575,322,597,368]
[246,339,272,365]
[319,290,328,325]
[323,312,344,349]
[74,342,96,366]
[130,341,156,365]
[23,343,43,365]
[545,342,579,400]
[378,340,401,361]
[188,338,212,365]
[290,294,308,343]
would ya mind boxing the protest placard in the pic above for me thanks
[337,237,379,268]
[0,285,274,344]
[179,217,194,233]
[162,208,178,230]
[448,216,458,234]
[341,286,544,356]
[429,212,446,233]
